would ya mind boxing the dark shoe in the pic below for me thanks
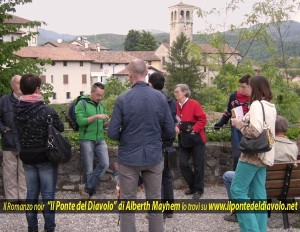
[163,213,173,220]
[224,213,238,222]
[28,227,38,232]
[184,188,194,195]
[192,192,202,200]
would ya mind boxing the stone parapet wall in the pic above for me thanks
[0,142,233,194]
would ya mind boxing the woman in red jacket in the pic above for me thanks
[174,84,207,200]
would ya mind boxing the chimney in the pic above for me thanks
[96,42,100,52]
[84,42,88,49]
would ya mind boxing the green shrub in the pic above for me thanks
[205,127,231,142]
[286,126,300,140]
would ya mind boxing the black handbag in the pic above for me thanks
[179,122,203,147]
[239,101,274,154]
[163,146,178,168]
[47,116,72,164]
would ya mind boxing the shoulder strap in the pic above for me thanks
[258,101,267,125]
[77,100,87,110]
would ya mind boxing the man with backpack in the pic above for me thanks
[75,82,109,198]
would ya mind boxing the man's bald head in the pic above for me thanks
[10,75,22,97]
[127,59,148,83]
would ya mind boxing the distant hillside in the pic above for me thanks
[37,21,300,60]
[37,28,76,45]
[84,34,126,51]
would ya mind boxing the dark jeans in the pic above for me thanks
[23,162,58,231]
[161,167,174,215]
[231,126,243,171]
[179,143,205,194]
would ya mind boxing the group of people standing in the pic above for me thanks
[0,58,298,232]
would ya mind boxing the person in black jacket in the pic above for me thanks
[148,72,177,220]
[214,75,251,170]
[0,75,26,200]
[14,74,64,232]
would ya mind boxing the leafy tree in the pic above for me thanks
[199,86,227,112]
[102,78,130,117]
[196,0,300,67]
[103,77,128,98]
[260,62,300,123]
[136,31,157,51]
[214,62,255,94]
[165,33,203,98]
[124,29,141,51]
[0,0,43,96]
[124,30,157,51]
[41,83,54,104]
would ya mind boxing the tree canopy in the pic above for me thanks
[124,29,157,51]
[0,0,43,96]
[165,33,203,98]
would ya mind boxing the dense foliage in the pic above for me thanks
[0,0,43,96]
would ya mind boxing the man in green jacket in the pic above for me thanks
[75,82,109,198]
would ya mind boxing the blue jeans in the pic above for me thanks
[23,162,58,231]
[80,140,109,195]
[230,161,268,232]
[223,171,235,199]
[231,126,243,170]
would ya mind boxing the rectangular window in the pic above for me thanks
[66,92,71,99]
[148,61,152,65]
[63,61,67,66]
[40,75,46,83]
[51,75,54,83]
[63,75,68,84]
[82,74,87,84]
[80,91,84,96]
[100,64,103,69]
[52,93,57,100]
[11,36,14,42]
[162,56,166,65]
[80,61,83,66]
[32,37,37,44]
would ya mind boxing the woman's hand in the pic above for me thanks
[231,117,242,127]
[175,126,180,134]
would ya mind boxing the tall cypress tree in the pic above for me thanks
[166,33,202,98]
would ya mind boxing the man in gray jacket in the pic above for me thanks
[0,75,26,200]
[108,59,175,232]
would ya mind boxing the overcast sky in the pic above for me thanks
[14,0,300,35]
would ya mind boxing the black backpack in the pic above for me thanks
[65,96,87,131]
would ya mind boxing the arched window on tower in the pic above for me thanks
[174,11,177,21]
[186,11,190,20]
[180,10,184,21]
[171,12,173,21]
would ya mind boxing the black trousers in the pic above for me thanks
[179,143,205,194]
[161,167,174,214]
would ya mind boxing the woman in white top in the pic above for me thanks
[231,76,277,232]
